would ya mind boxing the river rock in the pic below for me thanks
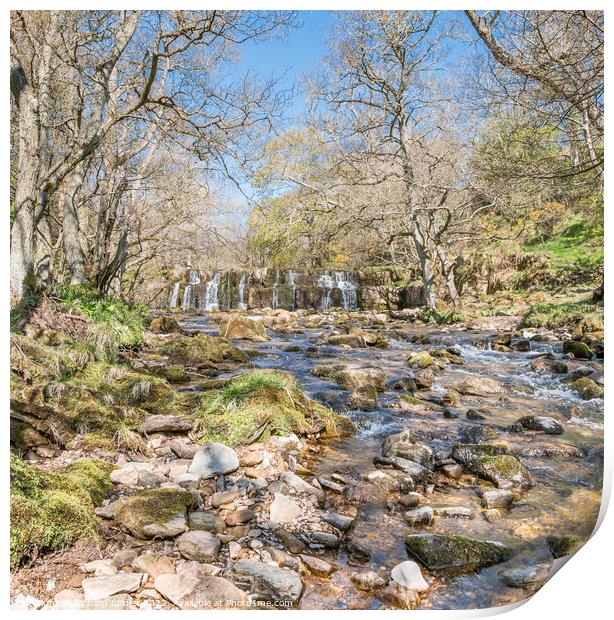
[269,493,301,523]
[562,340,593,359]
[229,559,303,605]
[226,509,254,527]
[530,358,568,374]
[81,559,117,576]
[211,490,240,508]
[275,529,306,554]
[140,415,193,434]
[382,429,433,465]
[132,554,175,580]
[453,376,506,396]
[280,471,325,505]
[188,511,225,533]
[300,554,336,577]
[322,512,354,532]
[499,564,550,588]
[514,415,564,435]
[333,367,387,392]
[380,582,420,609]
[386,456,433,483]
[110,462,167,488]
[390,560,429,592]
[346,540,372,563]
[326,333,366,347]
[310,531,340,548]
[219,316,269,341]
[483,508,502,522]
[433,506,473,519]
[169,438,198,459]
[482,489,514,509]
[405,533,511,571]
[154,573,248,609]
[403,506,434,526]
[82,573,144,601]
[569,377,604,400]
[350,571,387,591]
[188,443,239,479]
[407,351,434,369]
[176,531,220,562]
[471,455,534,489]
[399,492,423,508]
[451,443,508,466]
[115,487,192,538]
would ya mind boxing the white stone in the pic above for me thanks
[269,493,301,523]
[390,561,429,592]
[188,443,239,479]
[82,573,144,601]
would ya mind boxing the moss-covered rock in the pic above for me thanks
[149,316,180,334]
[472,455,534,490]
[197,370,354,446]
[157,333,249,366]
[333,367,387,393]
[219,316,268,342]
[562,340,593,359]
[407,351,434,369]
[451,443,509,466]
[547,535,580,558]
[115,487,193,539]
[10,455,113,568]
[569,377,604,400]
[404,533,512,572]
[325,333,366,348]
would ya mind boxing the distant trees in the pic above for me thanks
[10,10,295,303]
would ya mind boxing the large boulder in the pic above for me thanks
[404,533,511,572]
[154,574,248,609]
[188,443,239,479]
[219,316,268,342]
[229,560,303,606]
[115,487,192,538]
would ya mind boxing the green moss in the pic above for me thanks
[158,334,248,365]
[569,377,604,400]
[197,370,354,446]
[10,455,113,568]
[522,300,603,329]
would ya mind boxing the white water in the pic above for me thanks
[286,270,298,310]
[181,285,191,310]
[318,271,358,311]
[272,269,280,310]
[203,272,221,311]
[238,274,247,310]
[318,272,335,311]
[188,270,200,285]
[169,282,180,308]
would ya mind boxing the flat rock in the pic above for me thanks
[188,510,225,533]
[110,462,167,488]
[229,559,303,605]
[482,489,514,509]
[154,573,248,609]
[82,573,144,601]
[433,506,473,519]
[269,493,301,523]
[280,471,325,505]
[499,564,550,588]
[403,506,434,526]
[140,415,193,434]
[299,554,336,577]
[188,443,239,479]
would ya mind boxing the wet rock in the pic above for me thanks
[407,351,434,369]
[443,407,462,419]
[140,415,193,434]
[403,506,434,526]
[188,443,239,479]
[334,367,387,392]
[390,560,429,592]
[326,333,366,348]
[176,531,221,562]
[433,506,473,519]
[380,582,420,609]
[499,564,550,588]
[350,571,387,591]
[219,316,269,341]
[392,377,417,392]
[458,425,499,444]
[569,377,604,400]
[269,493,301,523]
[482,489,513,509]
[346,540,371,562]
[300,554,336,577]
[385,456,433,484]
[322,512,354,532]
[399,492,423,508]
[226,509,254,527]
[413,369,434,390]
[513,415,564,435]
[440,463,463,479]
[82,573,144,601]
[188,511,225,533]
[472,455,534,489]
[530,358,568,374]
[404,533,512,572]
[441,389,461,406]
[548,535,580,558]
[466,409,487,421]
[115,487,192,538]
[275,529,306,554]
[451,443,508,466]
[453,376,506,397]
[110,462,167,489]
[154,574,248,609]
[382,429,433,465]
[562,340,593,359]
[229,559,303,605]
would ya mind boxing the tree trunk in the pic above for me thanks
[436,244,459,307]
[62,165,88,285]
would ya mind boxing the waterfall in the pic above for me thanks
[272,269,280,309]
[204,272,221,311]
[238,274,247,310]
[169,282,180,308]
[181,285,191,310]
[286,270,298,310]
[188,269,200,284]
[318,272,335,311]
[335,271,358,311]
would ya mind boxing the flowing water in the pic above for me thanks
[179,313,603,610]
[168,282,180,308]
[238,274,248,310]
[203,272,222,311]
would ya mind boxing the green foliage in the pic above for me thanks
[10,455,113,568]
[58,285,146,349]
[418,308,468,325]
[521,300,603,329]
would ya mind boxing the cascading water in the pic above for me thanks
[335,271,358,311]
[181,285,191,310]
[318,272,335,311]
[286,270,298,310]
[203,272,221,311]
[169,282,180,308]
[271,269,280,310]
[188,270,200,285]
[238,274,248,310]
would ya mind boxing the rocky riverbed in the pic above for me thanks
[11,308,604,611]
